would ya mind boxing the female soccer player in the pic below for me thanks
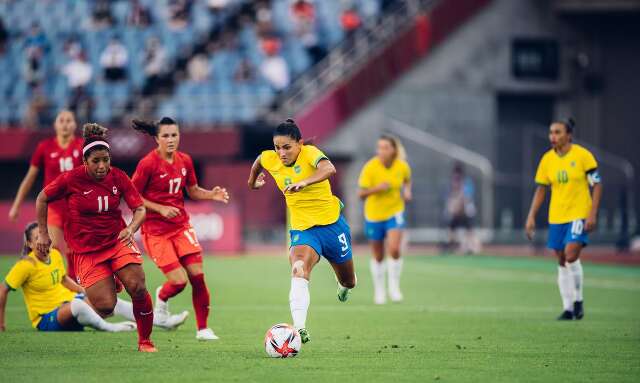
[0,223,187,332]
[247,118,357,344]
[9,110,83,278]
[525,118,602,320]
[131,118,229,341]
[35,123,157,352]
[358,135,412,304]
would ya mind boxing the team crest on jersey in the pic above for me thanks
[294,165,301,174]
[50,152,59,158]
[73,149,79,158]
[112,186,118,195]
[181,167,187,176]
[570,161,576,167]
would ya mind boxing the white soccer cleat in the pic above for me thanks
[154,286,169,324]
[374,288,387,305]
[388,288,404,303]
[158,310,189,330]
[196,328,219,341]
[110,321,137,332]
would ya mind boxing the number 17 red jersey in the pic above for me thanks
[132,150,198,236]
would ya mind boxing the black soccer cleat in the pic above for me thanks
[557,310,574,320]
[573,301,584,320]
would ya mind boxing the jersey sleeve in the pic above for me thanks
[184,154,198,187]
[131,159,151,194]
[29,142,45,168]
[582,149,598,172]
[305,146,329,168]
[43,172,69,202]
[358,162,373,189]
[119,170,144,210]
[4,259,33,290]
[534,155,550,186]
[260,150,278,171]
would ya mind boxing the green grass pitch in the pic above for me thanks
[0,253,638,382]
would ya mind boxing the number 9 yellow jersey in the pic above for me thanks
[534,144,598,224]
[4,249,76,328]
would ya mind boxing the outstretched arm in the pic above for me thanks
[0,283,10,331]
[586,183,602,232]
[248,155,266,190]
[186,185,229,203]
[525,186,547,241]
[284,159,336,193]
[9,166,39,222]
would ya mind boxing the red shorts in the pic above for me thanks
[48,200,67,228]
[73,241,143,288]
[142,225,203,274]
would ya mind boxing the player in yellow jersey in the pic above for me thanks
[525,119,602,321]
[247,119,357,344]
[0,223,187,332]
[358,135,412,304]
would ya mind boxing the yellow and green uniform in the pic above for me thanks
[358,157,412,222]
[4,249,75,328]
[535,144,598,224]
[261,145,342,230]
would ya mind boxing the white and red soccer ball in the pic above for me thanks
[264,323,301,358]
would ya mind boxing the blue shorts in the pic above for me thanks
[36,294,85,332]
[547,219,589,251]
[365,211,406,241]
[290,215,353,264]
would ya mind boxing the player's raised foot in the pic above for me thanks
[298,328,311,344]
[138,340,158,353]
[337,283,351,302]
[154,286,169,324]
[109,321,137,332]
[159,310,189,330]
[573,301,584,320]
[196,328,219,341]
[557,310,574,320]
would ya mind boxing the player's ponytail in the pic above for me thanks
[21,222,38,257]
[380,134,407,162]
[132,117,178,137]
[274,118,302,141]
[82,123,110,159]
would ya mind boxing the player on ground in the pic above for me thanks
[358,135,412,304]
[247,118,357,344]
[0,222,186,332]
[525,118,602,320]
[131,118,229,341]
[35,123,157,352]
[9,110,83,279]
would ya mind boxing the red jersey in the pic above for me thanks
[30,137,84,186]
[132,150,197,236]
[43,166,144,254]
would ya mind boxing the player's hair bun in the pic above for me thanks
[132,119,157,136]
[285,118,295,124]
[567,117,575,129]
[82,123,108,139]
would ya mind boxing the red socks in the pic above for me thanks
[188,273,210,330]
[132,292,154,344]
[159,281,187,302]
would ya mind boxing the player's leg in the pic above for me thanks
[116,263,156,351]
[386,228,404,302]
[112,296,188,330]
[369,239,386,304]
[289,244,320,343]
[554,249,575,320]
[58,298,136,332]
[183,255,217,340]
[565,242,585,319]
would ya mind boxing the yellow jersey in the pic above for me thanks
[261,145,342,230]
[4,249,76,328]
[358,157,412,222]
[535,144,598,224]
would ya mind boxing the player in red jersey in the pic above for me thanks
[9,110,84,278]
[131,117,229,341]
[35,123,157,352]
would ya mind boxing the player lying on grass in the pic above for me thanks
[0,223,188,332]
[247,118,357,344]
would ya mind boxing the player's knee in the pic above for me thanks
[124,279,148,299]
[341,278,356,289]
[291,260,306,278]
[92,298,116,317]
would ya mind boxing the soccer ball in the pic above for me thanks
[264,323,301,358]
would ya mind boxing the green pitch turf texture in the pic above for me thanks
[0,253,638,383]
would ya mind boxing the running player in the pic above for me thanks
[247,118,357,344]
[35,123,157,352]
[0,223,187,332]
[525,118,602,320]
[131,118,229,341]
[358,135,412,304]
[9,110,83,279]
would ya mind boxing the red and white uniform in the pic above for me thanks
[30,137,84,227]
[132,150,202,273]
[43,166,144,287]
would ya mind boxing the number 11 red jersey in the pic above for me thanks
[132,150,197,236]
